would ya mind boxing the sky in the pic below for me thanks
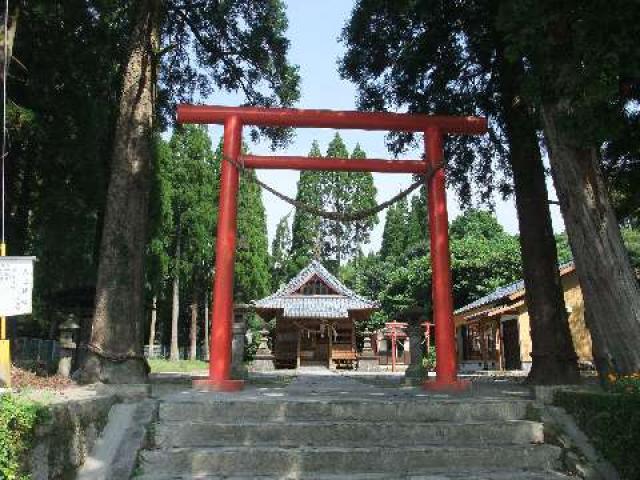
[204,0,566,253]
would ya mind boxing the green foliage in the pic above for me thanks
[147,359,208,373]
[555,389,640,479]
[0,395,48,480]
[339,0,508,205]
[554,228,640,270]
[164,125,218,282]
[320,134,378,270]
[621,227,640,273]
[380,198,408,260]
[270,214,292,290]
[235,167,271,302]
[161,0,301,144]
[342,209,521,331]
[289,141,324,275]
[6,2,130,335]
[289,137,377,273]
[450,210,522,307]
[554,234,573,265]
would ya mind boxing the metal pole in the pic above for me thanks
[194,115,243,391]
[424,128,469,392]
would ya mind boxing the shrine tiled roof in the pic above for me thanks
[455,261,575,316]
[254,260,378,319]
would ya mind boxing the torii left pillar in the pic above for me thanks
[193,115,245,391]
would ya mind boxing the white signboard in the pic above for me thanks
[0,257,36,317]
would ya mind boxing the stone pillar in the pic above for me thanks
[404,316,425,382]
[231,304,250,379]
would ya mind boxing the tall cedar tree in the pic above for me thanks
[380,197,408,260]
[321,134,377,271]
[154,125,217,361]
[340,0,579,383]
[80,0,299,382]
[289,141,324,275]
[234,161,271,303]
[270,214,292,290]
[499,1,640,376]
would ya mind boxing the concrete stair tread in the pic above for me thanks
[157,419,538,426]
[154,419,544,447]
[134,468,571,480]
[140,444,562,476]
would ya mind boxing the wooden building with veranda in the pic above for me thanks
[454,262,593,372]
[254,261,378,369]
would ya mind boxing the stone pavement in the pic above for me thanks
[138,368,570,479]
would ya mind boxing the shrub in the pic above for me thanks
[555,389,640,479]
[0,394,48,480]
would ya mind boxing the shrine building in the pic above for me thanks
[454,261,593,372]
[254,261,378,369]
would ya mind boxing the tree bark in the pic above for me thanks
[148,295,157,357]
[77,0,160,383]
[498,55,580,384]
[189,295,197,361]
[170,233,181,361]
[542,103,640,377]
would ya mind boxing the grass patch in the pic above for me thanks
[0,394,48,480]
[147,359,208,373]
[555,389,640,479]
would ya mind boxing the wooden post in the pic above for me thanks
[296,328,301,369]
[328,324,333,370]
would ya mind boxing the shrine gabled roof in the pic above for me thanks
[455,261,575,316]
[253,260,378,319]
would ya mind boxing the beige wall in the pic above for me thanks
[562,271,593,362]
[514,269,592,364]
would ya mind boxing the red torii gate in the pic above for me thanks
[177,104,487,392]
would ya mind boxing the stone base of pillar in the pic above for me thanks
[193,378,244,392]
[357,355,380,372]
[250,354,275,372]
[423,378,471,392]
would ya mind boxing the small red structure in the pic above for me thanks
[383,321,408,372]
[177,104,486,392]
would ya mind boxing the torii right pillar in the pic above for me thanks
[424,127,470,392]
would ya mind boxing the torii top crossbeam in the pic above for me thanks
[177,104,487,134]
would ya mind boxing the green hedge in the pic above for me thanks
[0,395,48,480]
[555,389,640,480]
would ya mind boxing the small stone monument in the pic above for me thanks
[403,310,426,383]
[58,315,80,377]
[357,329,379,372]
[231,303,251,379]
[252,323,275,372]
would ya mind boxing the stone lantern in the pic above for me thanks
[58,315,80,377]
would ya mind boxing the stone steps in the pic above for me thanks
[135,471,570,480]
[138,389,568,479]
[159,398,531,423]
[139,445,562,477]
[155,419,544,448]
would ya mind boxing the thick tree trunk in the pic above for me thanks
[189,296,198,361]
[203,292,210,361]
[148,295,157,357]
[542,103,640,377]
[170,235,181,361]
[78,0,160,383]
[498,57,580,384]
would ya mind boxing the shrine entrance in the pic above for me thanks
[177,104,487,392]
